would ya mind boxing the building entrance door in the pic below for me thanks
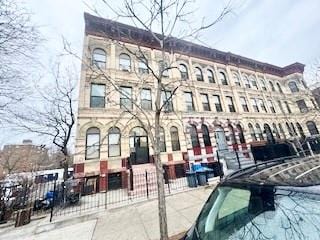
[129,127,149,165]
[215,127,228,151]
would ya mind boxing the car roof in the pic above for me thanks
[223,156,320,187]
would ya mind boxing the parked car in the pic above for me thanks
[184,157,320,239]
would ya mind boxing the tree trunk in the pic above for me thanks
[154,111,169,240]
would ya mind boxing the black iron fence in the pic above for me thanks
[1,166,222,225]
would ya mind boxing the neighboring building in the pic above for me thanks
[74,13,320,192]
[0,140,49,179]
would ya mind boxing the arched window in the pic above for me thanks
[307,121,319,135]
[92,48,106,69]
[219,71,228,85]
[269,81,275,91]
[179,64,188,80]
[256,123,264,140]
[86,127,100,159]
[248,123,256,141]
[276,82,283,93]
[207,69,215,83]
[159,60,169,77]
[288,81,299,93]
[272,123,280,139]
[278,123,286,139]
[264,123,274,143]
[228,124,237,145]
[237,124,246,144]
[290,122,297,135]
[286,122,293,136]
[243,75,250,88]
[190,125,200,148]
[201,124,211,146]
[233,73,241,86]
[119,53,131,71]
[170,127,180,151]
[195,67,203,81]
[250,77,258,90]
[260,79,267,91]
[160,127,166,152]
[296,123,305,139]
[108,127,121,157]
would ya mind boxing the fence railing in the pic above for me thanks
[1,166,221,225]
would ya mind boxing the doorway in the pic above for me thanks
[129,127,149,164]
[215,126,228,151]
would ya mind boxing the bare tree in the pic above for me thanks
[68,1,232,239]
[0,0,41,118]
[6,64,77,181]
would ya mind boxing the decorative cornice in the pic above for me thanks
[84,12,304,77]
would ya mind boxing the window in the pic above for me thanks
[207,69,215,83]
[120,86,133,110]
[213,95,223,112]
[92,48,106,69]
[138,59,149,74]
[248,123,257,141]
[279,123,286,139]
[160,127,166,152]
[296,123,305,138]
[141,89,152,110]
[276,82,283,93]
[108,127,121,157]
[86,127,100,159]
[272,123,281,139]
[258,99,266,112]
[260,79,267,91]
[228,124,236,144]
[159,60,169,77]
[288,81,299,93]
[311,98,318,109]
[170,127,180,151]
[237,124,246,144]
[90,84,105,108]
[119,53,131,71]
[256,123,264,140]
[233,73,241,86]
[240,97,249,112]
[202,124,211,146]
[268,100,276,113]
[278,100,284,113]
[307,121,319,135]
[219,72,228,85]
[250,77,258,90]
[243,76,251,88]
[161,90,173,112]
[291,122,297,135]
[296,99,308,113]
[284,101,292,114]
[179,64,188,80]
[286,122,293,136]
[185,92,195,111]
[226,96,236,112]
[190,125,200,148]
[251,98,259,112]
[201,94,211,111]
[195,67,203,81]
[269,81,275,91]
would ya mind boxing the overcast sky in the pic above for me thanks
[2,0,320,146]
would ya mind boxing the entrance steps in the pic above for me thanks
[129,164,158,196]
[223,151,255,170]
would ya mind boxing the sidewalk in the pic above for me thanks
[0,182,217,240]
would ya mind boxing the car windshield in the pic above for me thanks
[196,185,320,240]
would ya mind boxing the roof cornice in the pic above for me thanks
[84,12,304,77]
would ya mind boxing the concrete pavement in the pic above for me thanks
[0,182,217,240]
